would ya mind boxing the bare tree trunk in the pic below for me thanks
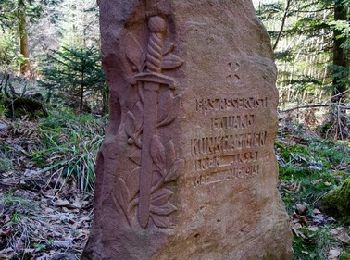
[331,1,348,103]
[18,0,30,75]
[273,0,292,50]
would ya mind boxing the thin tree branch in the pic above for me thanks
[273,0,292,50]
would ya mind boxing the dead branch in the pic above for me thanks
[280,103,350,113]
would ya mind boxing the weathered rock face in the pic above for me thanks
[82,0,293,259]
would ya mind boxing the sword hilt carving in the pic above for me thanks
[130,16,176,89]
[146,16,167,73]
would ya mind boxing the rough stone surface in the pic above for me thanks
[82,0,293,259]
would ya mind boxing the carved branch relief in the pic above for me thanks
[113,16,184,229]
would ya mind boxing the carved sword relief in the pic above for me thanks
[113,16,184,229]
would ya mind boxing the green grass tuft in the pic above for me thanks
[30,107,106,191]
[0,156,12,172]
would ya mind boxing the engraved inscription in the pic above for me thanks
[211,114,255,130]
[193,151,258,171]
[194,156,220,171]
[191,131,267,156]
[190,96,271,187]
[196,96,268,113]
[192,163,260,187]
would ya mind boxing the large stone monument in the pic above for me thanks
[82,0,293,259]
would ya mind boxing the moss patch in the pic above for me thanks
[321,177,350,221]
[340,251,350,260]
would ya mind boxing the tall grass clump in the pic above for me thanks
[31,107,106,191]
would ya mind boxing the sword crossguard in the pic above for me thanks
[130,72,176,90]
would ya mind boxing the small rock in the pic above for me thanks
[312,214,334,226]
[44,207,55,214]
[52,240,72,249]
[0,122,7,131]
[24,169,40,178]
[329,248,341,260]
[292,223,302,229]
[324,181,332,187]
[313,208,321,215]
[295,203,307,215]
[55,199,70,207]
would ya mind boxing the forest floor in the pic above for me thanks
[0,107,349,260]
[0,108,105,259]
[277,118,350,260]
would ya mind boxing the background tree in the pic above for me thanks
[40,46,107,113]
[331,0,349,103]
[256,0,349,139]
[257,0,349,105]
[18,0,30,74]
[0,0,63,74]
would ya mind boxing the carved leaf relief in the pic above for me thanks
[151,135,166,171]
[164,141,184,182]
[125,101,143,147]
[165,158,184,182]
[129,149,141,166]
[161,53,184,70]
[126,167,141,201]
[165,141,176,167]
[151,188,173,206]
[125,111,136,139]
[125,33,145,72]
[114,178,131,225]
[150,215,172,229]
[157,93,180,128]
[150,202,177,216]
[162,43,175,56]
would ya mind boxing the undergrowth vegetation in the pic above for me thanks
[276,125,350,259]
[1,106,106,192]
[0,107,105,258]
[32,108,106,191]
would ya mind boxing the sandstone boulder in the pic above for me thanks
[82,1,293,259]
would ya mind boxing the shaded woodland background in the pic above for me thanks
[0,0,349,259]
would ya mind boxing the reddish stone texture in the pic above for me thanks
[82,1,293,259]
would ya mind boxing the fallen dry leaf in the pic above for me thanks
[331,228,350,244]
[328,248,341,260]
